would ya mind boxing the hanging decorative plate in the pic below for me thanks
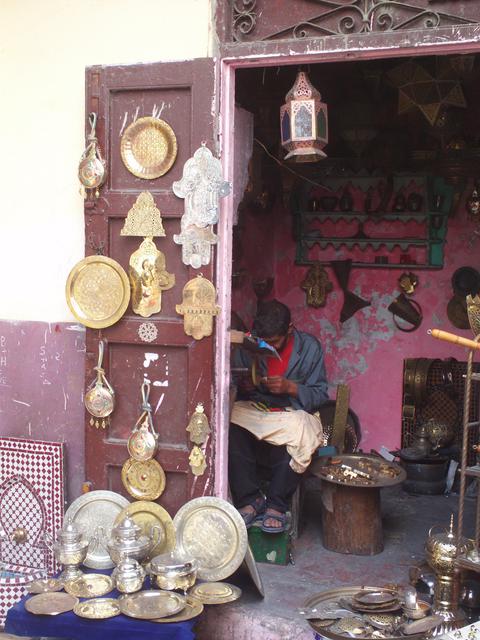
[151,596,203,623]
[64,573,114,598]
[173,496,248,582]
[64,490,130,569]
[25,592,79,615]
[188,582,242,605]
[121,457,166,500]
[115,500,175,561]
[65,256,130,329]
[118,590,185,620]
[120,117,177,180]
[73,597,121,620]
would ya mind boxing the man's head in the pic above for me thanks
[252,300,292,350]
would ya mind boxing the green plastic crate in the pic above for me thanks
[247,519,293,565]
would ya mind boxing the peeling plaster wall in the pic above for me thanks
[232,187,480,453]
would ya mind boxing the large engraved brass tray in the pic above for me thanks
[65,490,130,569]
[66,255,130,329]
[121,457,166,500]
[304,587,426,640]
[120,117,177,180]
[115,500,175,561]
[173,496,248,582]
[73,597,120,619]
[118,590,185,619]
[25,592,79,615]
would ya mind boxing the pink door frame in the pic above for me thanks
[214,35,480,498]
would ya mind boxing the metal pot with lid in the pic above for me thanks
[106,516,154,565]
[425,515,472,575]
[149,551,197,592]
[112,558,145,593]
[44,519,89,581]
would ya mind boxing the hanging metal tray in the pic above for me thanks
[65,490,130,569]
[115,500,175,561]
[120,117,177,180]
[65,255,130,329]
[173,496,248,582]
[304,587,427,640]
[118,590,185,620]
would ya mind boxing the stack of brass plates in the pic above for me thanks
[25,592,79,615]
[188,581,242,605]
[151,596,204,623]
[173,496,248,581]
[73,598,121,620]
[64,573,114,598]
[118,590,185,620]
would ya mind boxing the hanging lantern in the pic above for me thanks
[280,71,328,163]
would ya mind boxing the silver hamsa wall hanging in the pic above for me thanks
[121,191,175,318]
[176,274,220,340]
[78,113,106,199]
[172,144,231,268]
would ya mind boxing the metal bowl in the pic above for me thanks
[149,552,197,592]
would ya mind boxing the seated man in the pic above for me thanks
[229,300,329,533]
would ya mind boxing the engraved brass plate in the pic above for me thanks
[64,573,114,598]
[73,597,120,619]
[27,578,64,594]
[151,596,203,623]
[188,581,242,605]
[121,457,166,500]
[118,590,185,620]
[120,117,177,180]
[173,496,248,582]
[65,256,130,329]
[115,500,175,561]
[25,592,79,615]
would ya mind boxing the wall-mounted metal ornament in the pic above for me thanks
[127,382,158,462]
[189,446,207,477]
[176,275,220,340]
[186,403,211,445]
[121,192,166,238]
[129,238,175,318]
[78,113,106,199]
[300,264,333,308]
[84,340,115,429]
[138,322,158,343]
[120,116,177,180]
[173,144,230,268]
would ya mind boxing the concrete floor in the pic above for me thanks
[196,484,476,640]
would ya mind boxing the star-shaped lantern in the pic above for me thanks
[387,58,466,126]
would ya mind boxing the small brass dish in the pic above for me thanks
[402,600,431,620]
[64,573,114,598]
[27,578,64,594]
[73,597,121,619]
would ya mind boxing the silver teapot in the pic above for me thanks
[44,519,89,581]
[112,558,145,593]
[105,516,160,565]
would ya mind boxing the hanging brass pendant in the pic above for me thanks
[186,403,211,445]
[189,446,207,476]
[78,113,106,199]
[176,275,220,340]
[129,237,175,318]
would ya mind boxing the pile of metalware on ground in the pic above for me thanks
[12,490,262,622]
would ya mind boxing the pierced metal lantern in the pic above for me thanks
[280,71,328,163]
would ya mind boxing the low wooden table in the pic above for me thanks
[311,454,406,556]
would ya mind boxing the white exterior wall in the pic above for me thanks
[0,0,212,321]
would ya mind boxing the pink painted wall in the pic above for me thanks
[0,321,86,501]
[231,184,479,452]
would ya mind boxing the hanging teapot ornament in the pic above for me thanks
[78,112,106,199]
[127,381,159,461]
[84,340,115,429]
[186,403,211,445]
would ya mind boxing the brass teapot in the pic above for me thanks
[425,515,471,575]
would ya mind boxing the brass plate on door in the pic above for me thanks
[120,117,177,179]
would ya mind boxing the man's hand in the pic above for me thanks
[261,376,297,397]
[237,375,256,393]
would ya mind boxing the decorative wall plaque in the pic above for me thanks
[129,238,175,318]
[120,117,177,180]
[186,403,211,445]
[176,275,220,340]
[120,192,166,238]
[173,144,230,268]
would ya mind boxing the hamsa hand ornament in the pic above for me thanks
[186,403,211,445]
[176,275,220,340]
[129,237,175,318]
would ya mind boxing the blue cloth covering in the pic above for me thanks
[5,585,197,640]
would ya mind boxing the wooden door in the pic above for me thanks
[84,59,217,515]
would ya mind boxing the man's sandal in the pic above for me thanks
[260,511,287,534]
[238,496,266,529]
